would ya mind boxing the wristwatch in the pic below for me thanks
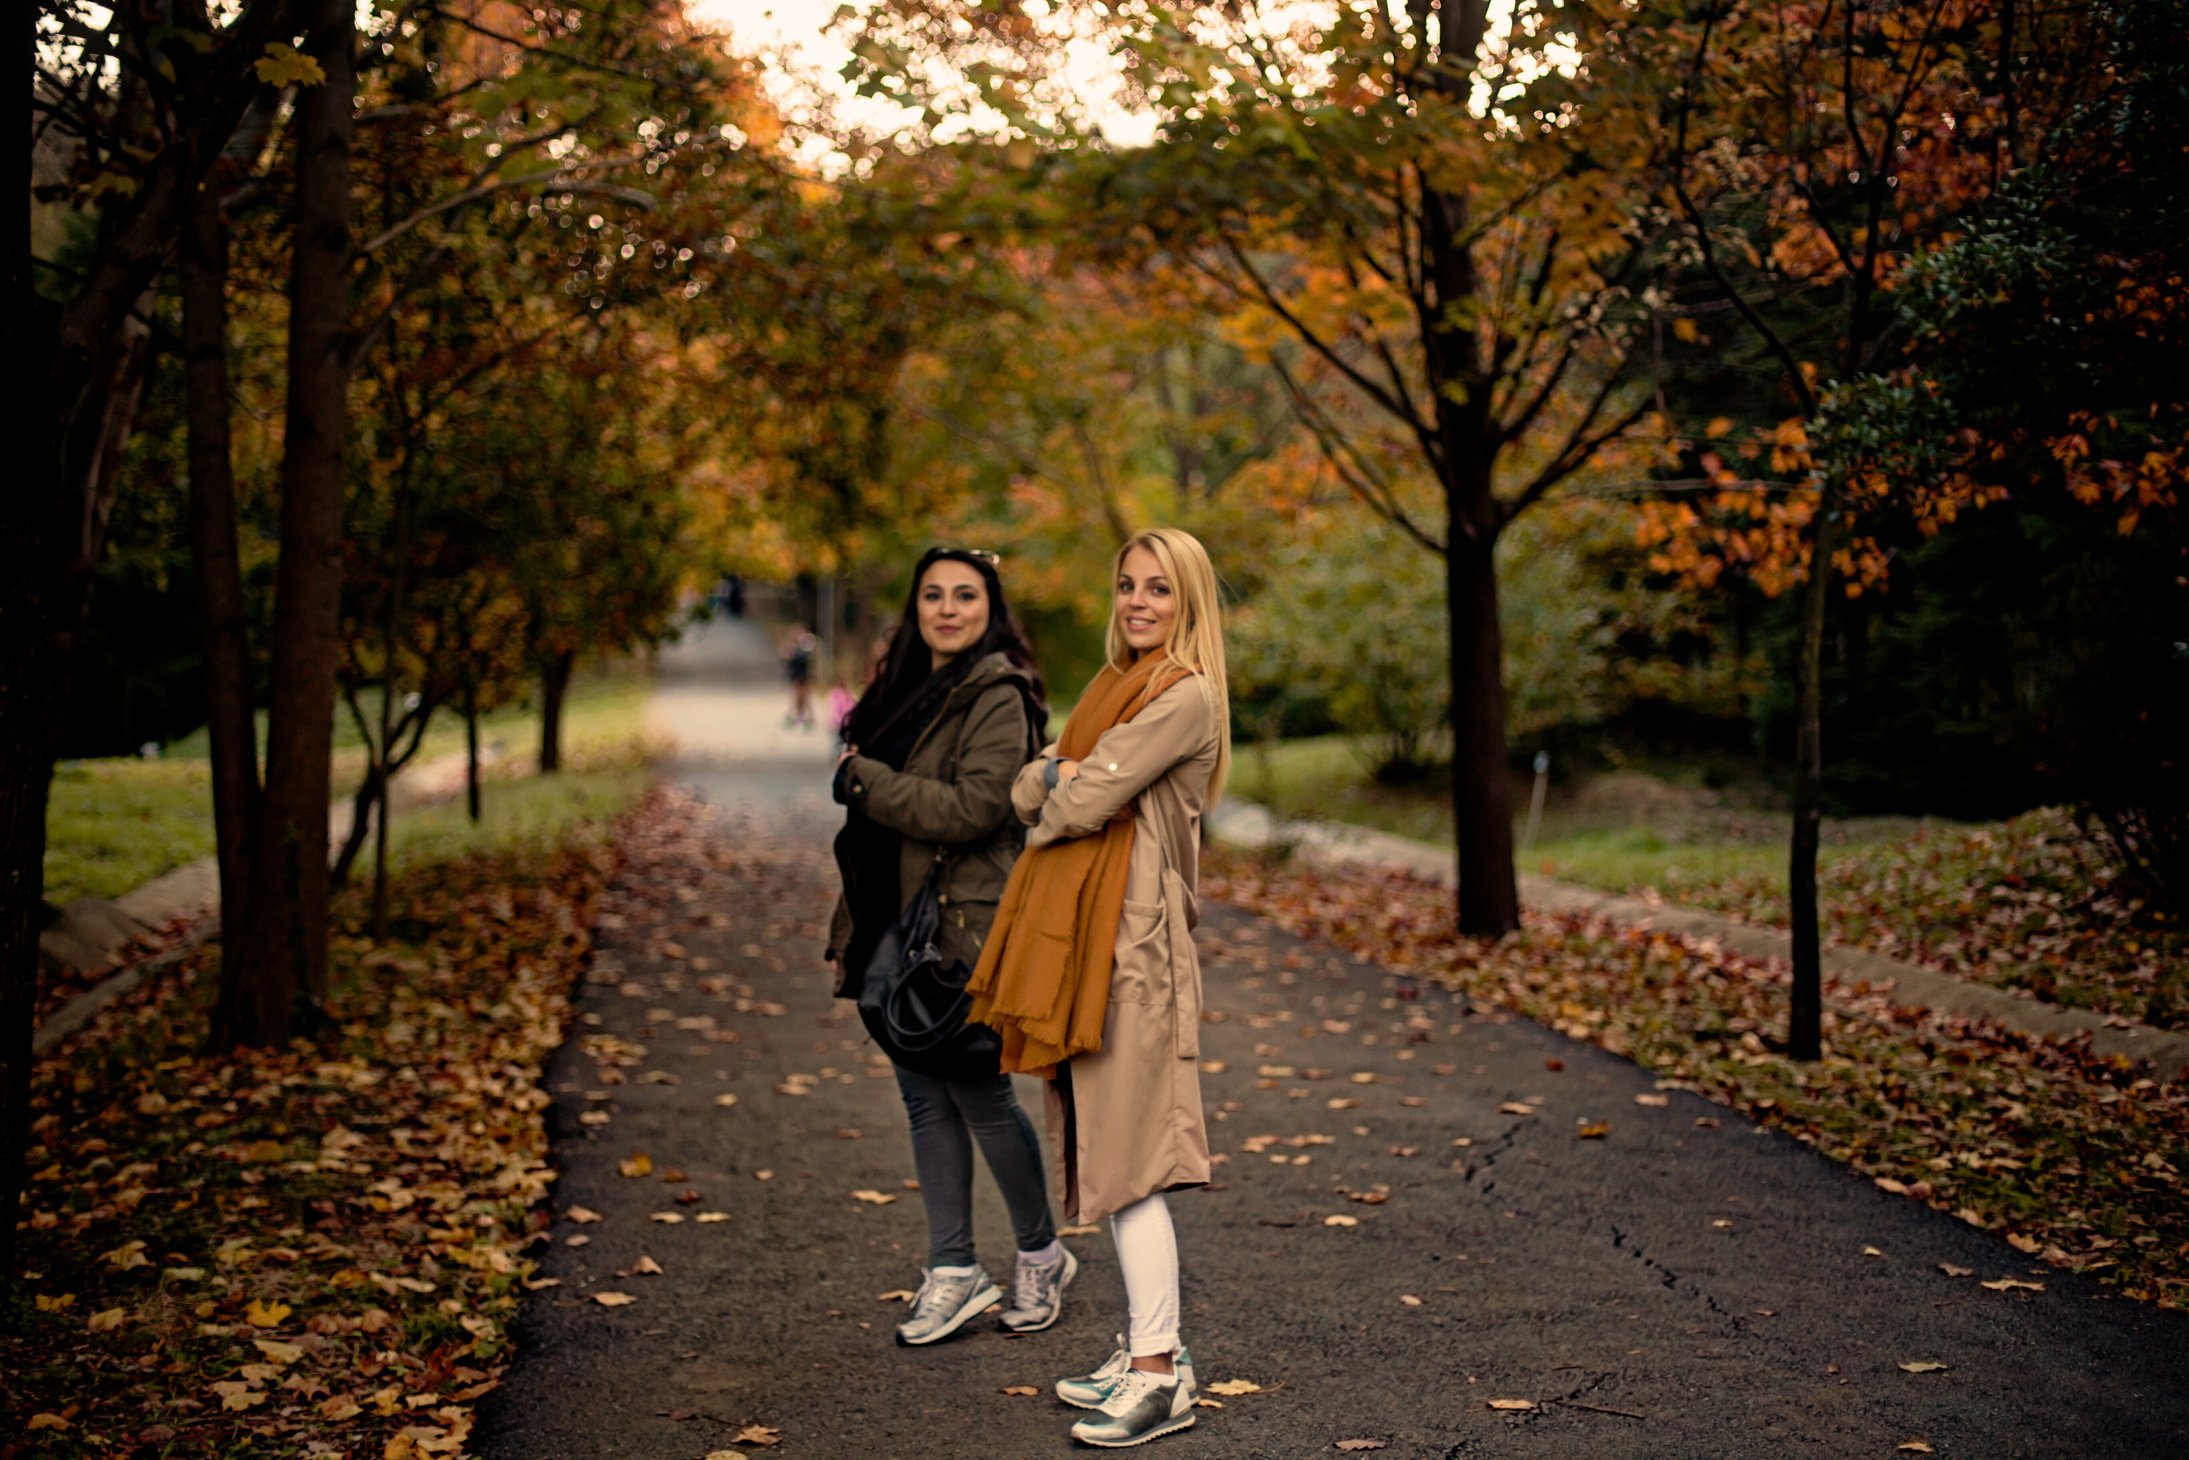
[1043,757,1062,790]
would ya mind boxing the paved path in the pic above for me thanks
[480,618,2189,1459]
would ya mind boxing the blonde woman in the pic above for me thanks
[968,527,1230,1448]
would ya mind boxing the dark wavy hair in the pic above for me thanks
[841,548,1046,748]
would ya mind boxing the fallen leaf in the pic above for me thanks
[1980,1277,2043,1292]
[566,1206,602,1224]
[1633,1092,1670,1107]
[715,1093,741,1107]
[649,1212,685,1224]
[28,1415,69,1431]
[1496,1102,1533,1116]
[320,1396,363,1420]
[1897,1361,1949,1374]
[631,1255,664,1275]
[1336,1441,1388,1452]
[753,1170,775,1182]
[211,1380,267,1411]
[1399,1294,1423,1307]
[1193,1398,1224,1409]
[1486,1398,1537,1411]
[695,1211,730,1223]
[86,1307,126,1332]
[877,1289,917,1302]
[593,1291,637,1307]
[733,1424,782,1447]
[1862,1245,1885,1257]
[103,1240,151,1272]
[1938,1263,1973,1277]
[703,1452,748,1460]
[1576,1121,1610,1139]
[618,1153,653,1178]
[1349,1071,1378,1084]
[1324,1214,1360,1228]
[1326,1097,1359,1110]
[1205,1379,1262,1396]
[579,1111,611,1126]
[1897,1444,1935,1454]
[246,1298,292,1328]
[850,1189,897,1205]
[1000,1385,1040,1396]
[253,1339,303,1364]
[565,1235,591,1247]
[1059,1224,1101,1236]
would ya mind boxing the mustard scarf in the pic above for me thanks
[967,655,1185,1077]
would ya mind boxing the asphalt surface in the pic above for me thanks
[478,617,2189,1460]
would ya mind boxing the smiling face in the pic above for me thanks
[917,558,991,667]
[1114,544,1177,656]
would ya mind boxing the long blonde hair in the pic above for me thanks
[1106,527,1232,804]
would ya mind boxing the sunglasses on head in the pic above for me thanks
[937,547,1001,564]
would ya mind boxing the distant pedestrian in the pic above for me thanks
[824,548,1071,1347]
[970,527,1231,1448]
[781,624,818,729]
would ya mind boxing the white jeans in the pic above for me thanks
[1109,1192,1180,1357]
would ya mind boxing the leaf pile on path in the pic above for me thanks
[2,792,667,1455]
[1588,807,2186,1028]
[1208,848,2189,1310]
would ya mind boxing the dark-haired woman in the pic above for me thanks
[825,548,1073,1346]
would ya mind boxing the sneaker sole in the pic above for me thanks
[896,1281,1003,1347]
[1000,1248,1079,1334]
[1073,1412,1196,1448]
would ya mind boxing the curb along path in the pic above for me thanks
[1210,801,2189,1082]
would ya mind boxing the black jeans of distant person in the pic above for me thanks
[894,1065,1056,1269]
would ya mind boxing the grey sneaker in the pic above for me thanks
[894,1266,1002,1346]
[1069,1366,1196,1447]
[999,1246,1077,1333]
[1057,1340,1194,1410]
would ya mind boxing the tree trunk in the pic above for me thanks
[465,672,482,823]
[329,767,380,894]
[1786,482,1840,1061]
[226,0,355,1045]
[539,651,574,774]
[1446,520,1522,936]
[184,186,263,1040]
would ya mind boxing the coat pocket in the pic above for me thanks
[1109,898,1169,1006]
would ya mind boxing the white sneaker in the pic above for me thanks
[1069,1365,1196,1447]
[894,1266,1001,1346]
[999,1246,1077,1333]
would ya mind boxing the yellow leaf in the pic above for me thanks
[1632,1092,1670,1107]
[1193,1397,1223,1409]
[1323,1214,1359,1228]
[1496,1102,1534,1116]
[877,1289,917,1302]
[28,1414,69,1431]
[1399,1294,1423,1307]
[695,1211,730,1223]
[246,1298,292,1328]
[35,1292,76,1312]
[1000,1384,1040,1396]
[86,1307,126,1332]
[1980,1278,2044,1292]
[321,1395,363,1420]
[1486,1397,1538,1411]
[1898,1444,1935,1455]
[1205,1379,1261,1396]
[566,1205,602,1223]
[255,41,326,87]
[1576,1121,1610,1139]
[704,1453,749,1460]
[1673,318,1701,343]
[850,1189,897,1205]
[212,1380,267,1411]
[618,1153,653,1178]
[734,1424,782,1447]
[593,1291,637,1307]
[714,1093,740,1107]
[632,1255,664,1275]
[254,1338,304,1364]
[649,1211,686,1223]
[1898,1361,1949,1374]
[102,1240,151,1272]
[1704,416,1734,438]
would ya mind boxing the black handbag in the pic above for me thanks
[857,857,1002,1080]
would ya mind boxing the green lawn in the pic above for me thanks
[46,668,656,907]
[1230,734,2187,1027]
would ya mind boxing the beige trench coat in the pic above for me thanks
[1010,674,1220,1224]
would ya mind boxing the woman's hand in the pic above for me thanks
[1055,759,1081,783]
[835,745,858,770]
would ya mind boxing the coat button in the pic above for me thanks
[1107,762,1118,772]
[937,893,950,906]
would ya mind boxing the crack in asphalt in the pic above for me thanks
[1456,1118,1528,1195]
[1608,1221,1741,1330]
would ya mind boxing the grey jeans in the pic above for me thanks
[894,1065,1056,1268]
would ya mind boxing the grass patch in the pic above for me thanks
[46,666,655,910]
[384,765,650,875]
[3,777,655,1455]
[1209,846,2189,1312]
[44,760,218,906]
[1231,735,2187,1028]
